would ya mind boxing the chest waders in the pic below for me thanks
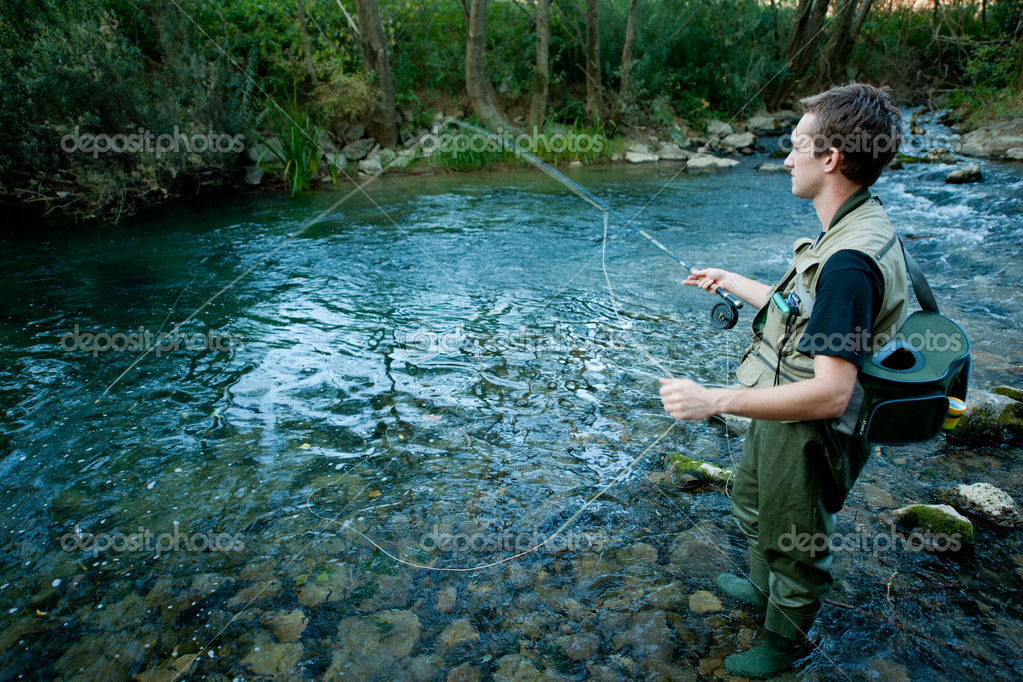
[728,192,911,644]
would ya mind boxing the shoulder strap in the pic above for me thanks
[899,239,940,313]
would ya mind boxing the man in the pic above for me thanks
[658,83,908,678]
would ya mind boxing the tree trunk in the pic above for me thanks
[815,0,875,89]
[619,0,638,100]
[1016,39,1023,93]
[465,0,510,128]
[529,0,551,126]
[767,0,831,109]
[295,0,320,86]
[584,0,606,121]
[355,0,398,147]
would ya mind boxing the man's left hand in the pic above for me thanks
[659,377,719,420]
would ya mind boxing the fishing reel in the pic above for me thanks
[710,302,740,329]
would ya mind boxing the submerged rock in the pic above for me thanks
[688,590,723,614]
[755,163,789,174]
[556,632,601,661]
[436,618,479,652]
[949,482,1023,527]
[611,610,674,661]
[945,164,983,184]
[667,453,733,487]
[493,654,544,681]
[894,504,974,547]
[668,521,731,581]
[260,608,308,642]
[325,609,421,680]
[241,636,303,676]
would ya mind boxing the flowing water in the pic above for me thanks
[1,122,1022,680]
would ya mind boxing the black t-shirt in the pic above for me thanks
[795,248,884,368]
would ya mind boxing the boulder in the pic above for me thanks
[755,163,789,174]
[945,164,983,184]
[248,138,285,167]
[358,153,384,175]
[705,119,734,137]
[656,142,691,161]
[949,482,1023,527]
[343,137,376,161]
[626,151,658,164]
[243,166,264,185]
[894,504,974,547]
[745,112,777,131]
[686,154,739,171]
[950,388,1023,445]
[720,132,756,149]
[623,140,651,154]
[959,119,1023,159]
[667,520,730,580]
[1007,147,1023,160]
[688,590,722,614]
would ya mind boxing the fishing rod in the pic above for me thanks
[448,120,744,329]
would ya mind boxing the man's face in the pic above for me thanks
[784,113,827,200]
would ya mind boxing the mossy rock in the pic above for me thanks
[950,389,1023,445]
[894,504,974,547]
[895,152,933,164]
[992,386,1023,402]
[668,453,733,487]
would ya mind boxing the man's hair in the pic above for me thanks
[799,83,903,187]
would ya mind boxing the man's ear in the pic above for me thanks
[823,148,844,174]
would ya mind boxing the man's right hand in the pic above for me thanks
[682,268,771,310]
[683,268,731,293]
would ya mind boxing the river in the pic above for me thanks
[1,116,1021,679]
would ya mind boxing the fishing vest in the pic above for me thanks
[735,196,909,389]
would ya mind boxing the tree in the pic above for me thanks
[811,0,876,90]
[354,0,397,146]
[767,0,831,109]
[619,0,638,100]
[295,0,320,86]
[584,0,606,120]
[465,0,510,127]
[529,0,551,126]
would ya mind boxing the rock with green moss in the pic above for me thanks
[667,453,733,487]
[894,504,974,547]
[951,389,1023,445]
[992,385,1023,402]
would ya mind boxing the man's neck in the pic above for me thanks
[814,183,862,232]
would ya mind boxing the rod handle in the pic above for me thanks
[707,283,744,310]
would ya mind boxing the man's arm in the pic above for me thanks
[659,354,858,422]
[683,268,771,310]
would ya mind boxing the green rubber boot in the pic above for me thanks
[715,573,768,613]
[723,630,811,679]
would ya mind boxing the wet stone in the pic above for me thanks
[228,579,283,609]
[556,632,601,661]
[356,572,412,611]
[446,662,481,682]
[325,609,422,679]
[858,482,896,509]
[296,562,358,608]
[261,608,308,642]
[436,617,480,652]
[688,590,723,614]
[493,653,543,681]
[667,521,730,582]
[241,635,303,676]
[436,585,458,613]
[645,581,687,610]
[401,653,444,680]
[611,610,674,661]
